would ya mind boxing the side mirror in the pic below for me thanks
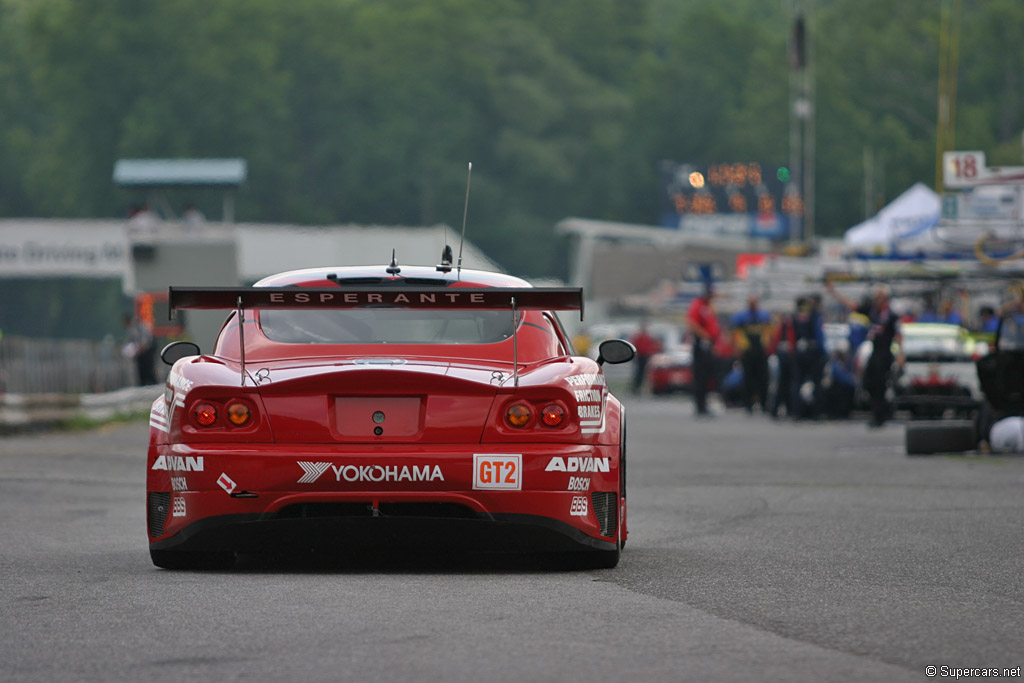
[597,339,636,366]
[160,341,200,366]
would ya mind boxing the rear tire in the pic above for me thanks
[150,549,236,570]
[905,420,976,456]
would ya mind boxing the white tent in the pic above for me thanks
[844,182,941,256]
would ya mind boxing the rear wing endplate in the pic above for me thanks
[168,285,584,389]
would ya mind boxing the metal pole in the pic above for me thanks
[237,296,246,387]
[805,8,815,245]
[511,296,519,388]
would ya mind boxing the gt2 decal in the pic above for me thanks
[172,497,186,517]
[567,476,590,491]
[570,496,589,516]
[473,454,521,491]
[545,457,609,473]
[151,455,203,472]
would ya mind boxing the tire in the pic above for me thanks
[150,549,236,570]
[905,420,976,456]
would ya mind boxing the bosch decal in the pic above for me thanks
[170,477,188,492]
[567,477,590,491]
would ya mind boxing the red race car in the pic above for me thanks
[146,262,636,569]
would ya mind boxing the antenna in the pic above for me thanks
[436,244,453,273]
[457,161,472,279]
[386,249,401,275]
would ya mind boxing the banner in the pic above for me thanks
[0,221,130,278]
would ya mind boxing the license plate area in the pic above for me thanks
[334,396,423,438]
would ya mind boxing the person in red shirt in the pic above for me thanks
[687,284,721,416]
[629,319,662,395]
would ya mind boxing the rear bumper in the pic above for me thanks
[146,443,622,554]
[149,505,617,555]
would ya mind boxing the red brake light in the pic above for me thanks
[226,402,251,426]
[505,404,531,428]
[193,403,218,427]
[541,403,565,427]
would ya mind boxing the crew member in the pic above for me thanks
[863,285,901,428]
[821,350,856,419]
[686,284,720,417]
[629,319,661,395]
[769,311,795,419]
[731,294,772,413]
[123,313,157,386]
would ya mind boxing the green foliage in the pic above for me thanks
[1,0,1023,277]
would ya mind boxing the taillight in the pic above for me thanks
[505,403,531,428]
[541,403,565,427]
[226,402,251,426]
[193,403,218,427]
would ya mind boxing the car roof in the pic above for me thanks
[254,265,529,289]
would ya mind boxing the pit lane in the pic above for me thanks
[1,398,1021,682]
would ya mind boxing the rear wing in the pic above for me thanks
[169,286,583,319]
[168,285,584,389]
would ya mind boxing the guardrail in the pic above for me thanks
[0,385,161,434]
[0,335,141,394]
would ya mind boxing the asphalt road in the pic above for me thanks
[2,398,1022,683]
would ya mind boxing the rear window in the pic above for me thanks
[901,330,970,361]
[258,309,515,344]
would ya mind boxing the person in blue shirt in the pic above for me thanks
[821,350,856,419]
[918,297,962,325]
[730,294,773,413]
[790,295,826,419]
[978,305,999,335]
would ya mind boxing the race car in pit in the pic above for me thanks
[146,262,636,569]
[892,322,982,419]
[906,311,1024,455]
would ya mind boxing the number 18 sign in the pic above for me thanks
[943,150,1024,188]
